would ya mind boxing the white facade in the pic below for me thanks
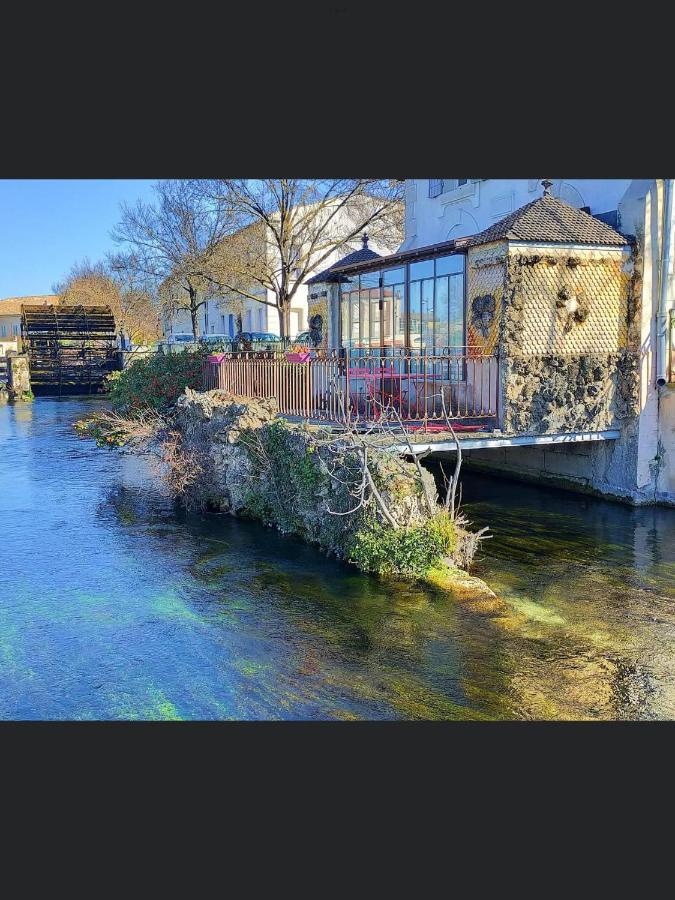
[163,197,401,340]
[403,178,674,505]
[402,179,634,249]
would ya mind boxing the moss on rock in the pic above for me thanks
[170,388,486,586]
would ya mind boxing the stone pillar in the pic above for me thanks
[7,353,32,400]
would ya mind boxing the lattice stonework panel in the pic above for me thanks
[307,294,329,348]
[466,241,507,357]
[508,247,631,355]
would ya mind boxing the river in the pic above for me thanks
[1,397,674,720]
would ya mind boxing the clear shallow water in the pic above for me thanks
[1,398,674,720]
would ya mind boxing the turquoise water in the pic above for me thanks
[1,397,674,720]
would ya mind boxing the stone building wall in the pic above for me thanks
[500,244,639,434]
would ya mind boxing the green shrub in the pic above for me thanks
[109,350,207,414]
[348,512,456,578]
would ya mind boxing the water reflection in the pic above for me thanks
[1,397,674,720]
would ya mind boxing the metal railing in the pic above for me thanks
[203,348,499,426]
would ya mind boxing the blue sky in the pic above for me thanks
[0,180,158,298]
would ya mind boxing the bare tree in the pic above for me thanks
[199,179,404,338]
[53,257,161,345]
[107,252,162,345]
[110,180,234,339]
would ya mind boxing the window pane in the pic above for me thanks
[449,274,464,347]
[429,179,442,198]
[381,285,392,346]
[359,290,370,347]
[359,270,379,289]
[393,284,405,348]
[409,281,421,349]
[383,267,405,285]
[435,276,449,350]
[350,293,360,346]
[435,254,465,276]
[421,278,434,350]
[409,259,434,280]
[370,288,381,348]
[341,296,350,348]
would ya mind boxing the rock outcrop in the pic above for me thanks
[171,388,482,583]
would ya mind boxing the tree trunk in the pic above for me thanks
[189,286,200,339]
[278,300,291,339]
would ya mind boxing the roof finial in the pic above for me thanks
[361,232,369,249]
[541,179,554,197]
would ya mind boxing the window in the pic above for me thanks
[1,325,6,337]
[429,179,470,198]
[220,314,226,332]
[228,314,235,337]
[429,179,443,198]
[339,255,465,354]
[12,324,19,336]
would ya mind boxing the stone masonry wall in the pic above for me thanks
[500,244,639,434]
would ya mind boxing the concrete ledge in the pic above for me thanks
[399,430,621,455]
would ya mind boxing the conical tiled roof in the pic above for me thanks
[465,194,627,247]
[306,233,382,284]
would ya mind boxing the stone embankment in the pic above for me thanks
[167,388,498,602]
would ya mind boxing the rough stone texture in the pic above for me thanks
[497,245,640,435]
[173,388,440,557]
[503,350,640,435]
[7,354,31,399]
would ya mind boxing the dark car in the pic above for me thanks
[232,331,282,349]
[295,331,311,345]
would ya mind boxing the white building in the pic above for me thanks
[163,196,401,340]
[398,179,674,505]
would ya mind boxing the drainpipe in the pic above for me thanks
[656,178,674,387]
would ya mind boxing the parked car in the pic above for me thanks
[158,333,197,353]
[295,331,311,345]
[232,331,282,348]
[199,334,232,345]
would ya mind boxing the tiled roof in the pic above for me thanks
[465,195,627,247]
[0,295,59,317]
[306,239,382,284]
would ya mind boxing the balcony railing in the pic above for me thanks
[202,349,499,426]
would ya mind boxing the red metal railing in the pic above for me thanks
[202,349,499,425]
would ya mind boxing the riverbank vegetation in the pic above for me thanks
[76,379,491,594]
[107,349,207,414]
